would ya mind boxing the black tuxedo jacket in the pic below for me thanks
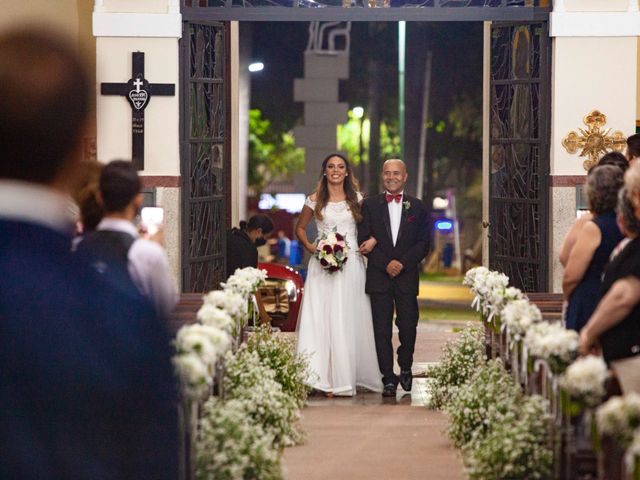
[358,193,430,295]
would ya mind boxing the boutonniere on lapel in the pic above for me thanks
[402,200,411,212]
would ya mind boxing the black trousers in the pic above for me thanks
[370,285,419,386]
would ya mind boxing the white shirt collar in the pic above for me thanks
[96,217,139,238]
[0,180,76,234]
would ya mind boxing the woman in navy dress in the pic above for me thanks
[563,164,624,332]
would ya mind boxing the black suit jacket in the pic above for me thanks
[0,220,178,479]
[358,193,430,295]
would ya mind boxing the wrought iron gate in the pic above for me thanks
[180,21,230,292]
[488,21,550,291]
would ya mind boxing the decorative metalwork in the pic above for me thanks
[562,110,626,171]
[489,22,550,291]
[181,22,228,292]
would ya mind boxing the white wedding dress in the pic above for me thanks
[296,196,382,395]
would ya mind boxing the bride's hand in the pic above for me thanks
[359,237,377,254]
[305,242,317,255]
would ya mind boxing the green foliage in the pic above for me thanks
[196,397,282,480]
[464,395,552,480]
[248,109,304,194]
[336,112,400,166]
[445,359,522,448]
[245,325,312,409]
[427,325,485,409]
[223,347,304,448]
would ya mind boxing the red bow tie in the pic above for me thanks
[386,193,402,203]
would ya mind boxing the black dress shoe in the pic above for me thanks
[382,383,397,397]
[400,370,413,392]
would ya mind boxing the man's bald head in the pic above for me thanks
[382,158,408,194]
[0,29,89,184]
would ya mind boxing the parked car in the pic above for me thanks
[257,262,304,332]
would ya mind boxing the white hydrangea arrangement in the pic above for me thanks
[464,267,510,321]
[596,394,640,447]
[196,303,233,331]
[427,325,485,410]
[524,321,579,373]
[501,298,542,342]
[195,397,282,480]
[203,289,247,324]
[559,355,607,407]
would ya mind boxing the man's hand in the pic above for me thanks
[359,237,377,254]
[386,260,404,277]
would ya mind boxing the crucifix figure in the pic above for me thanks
[101,52,175,171]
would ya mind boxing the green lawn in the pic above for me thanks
[419,306,479,323]
[419,272,464,284]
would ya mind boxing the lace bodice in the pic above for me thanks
[305,194,362,244]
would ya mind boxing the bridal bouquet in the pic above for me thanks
[315,228,349,273]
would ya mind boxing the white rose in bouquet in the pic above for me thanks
[172,352,211,399]
[597,394,640,447]
[525,321,579,373]
[502,299,542,341]
[559,355,607,406]
[197,303,233,331]
[203,289,246,321]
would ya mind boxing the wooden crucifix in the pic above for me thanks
[100,52,175,171]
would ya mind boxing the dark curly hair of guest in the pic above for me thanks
[312,153,362,223]
[585,165,624,215]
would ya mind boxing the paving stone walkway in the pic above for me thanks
[282,323,466,480]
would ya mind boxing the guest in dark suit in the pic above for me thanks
[0,29,177,479]
[358,159,430,397]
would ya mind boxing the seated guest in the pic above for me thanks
[75,160,178,318]
[627,133,640,166]
[559,152,629,267]
[611,187,640,259]
[580,161,640,362]
[226,214,274,324]
[563,165,624,332]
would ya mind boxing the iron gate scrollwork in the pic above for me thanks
[180,21,230,292]
[489,21,550,291]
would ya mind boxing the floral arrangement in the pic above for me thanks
[203,289,247,325]
[463,395,552,480]
[463,267,515,321]
[524,321,579,374]
[501,298,542,342]
[222,347,304,448]
[173,323,232,399]
[427,325,485,410]
[245,324,312,409]
[315,228,349,273]
[446,359,522,448]
[221,266,267,300]
[559,355,607,408]
[596,394,640,447]
[195,397,282,480]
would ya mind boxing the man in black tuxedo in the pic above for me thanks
[0,30,177,478]
[358,159,430,397]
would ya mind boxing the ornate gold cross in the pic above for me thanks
[561,110,626,171]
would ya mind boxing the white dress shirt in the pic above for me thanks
[96,218,178,317]
[386,191,403,246]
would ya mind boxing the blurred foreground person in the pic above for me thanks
[0,30,177,479]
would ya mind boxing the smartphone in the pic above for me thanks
[141,207,164,236]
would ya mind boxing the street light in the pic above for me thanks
[352,106,364,119]
[248,62,264,72]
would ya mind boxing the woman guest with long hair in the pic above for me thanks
[295,153,382,396]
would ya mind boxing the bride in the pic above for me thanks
[295,153,382,396]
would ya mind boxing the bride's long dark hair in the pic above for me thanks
[313,153,362,222]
